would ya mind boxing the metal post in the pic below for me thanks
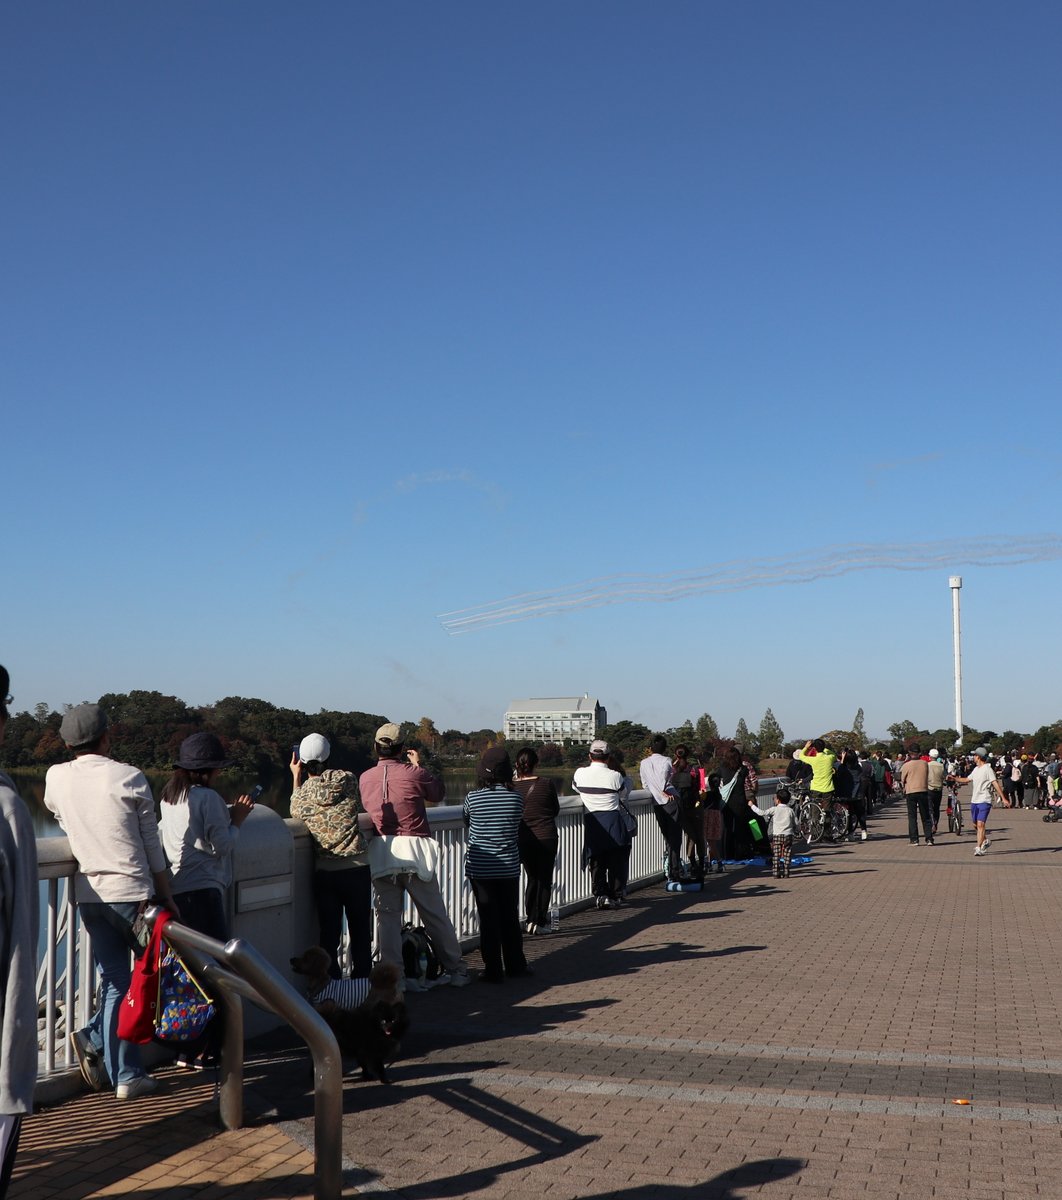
[159,920,343,1200]
[949,576,963,746]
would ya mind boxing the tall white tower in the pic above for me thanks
[949,576,963,746]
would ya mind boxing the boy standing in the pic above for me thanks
[748,787,799,879]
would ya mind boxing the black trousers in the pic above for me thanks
[589,846,625,900]
[471,877,527,978]
[678,801,706,879]
[519,832,558,927]
[652,801,684,880]
[906,792,933,842]
[313,864,373,978]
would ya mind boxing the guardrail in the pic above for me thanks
[33,780,785,1086]
[158,914,343,1200]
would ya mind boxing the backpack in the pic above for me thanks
[401,923,443,982]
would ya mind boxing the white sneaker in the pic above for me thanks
[115,1075,158,1100]
[983,838,991,849]
[402,977,430,993]
[860,830,868,841]
[974,846,985,856]
[444,968,473,988]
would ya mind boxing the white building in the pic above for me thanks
[504,695,607,745]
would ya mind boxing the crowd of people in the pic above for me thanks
[4,679,1059,1192]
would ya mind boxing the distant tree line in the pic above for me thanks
[0,691,501,782]
[5,693,1059,780]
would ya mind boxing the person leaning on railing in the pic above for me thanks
[42,703,179,1101]
[289,732,371,979]
[359,724,472,992]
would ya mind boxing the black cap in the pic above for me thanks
[174,732,233,771]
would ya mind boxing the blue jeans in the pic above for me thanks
[78,901,146,1088]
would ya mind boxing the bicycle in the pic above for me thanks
[946,781,963,834]
[794,782,851,843]
[791,783,826,845]
[828,800,852,842]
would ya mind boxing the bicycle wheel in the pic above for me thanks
[804,801,825,844]
[954,799,963,834]
[829,804,849,842]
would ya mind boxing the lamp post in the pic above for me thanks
[949,576,963,747]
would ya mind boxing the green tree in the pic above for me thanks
[927,728,959,752]
[734,718,753,749]
[851,707,866,751]
[694,713,719,747]
[667,719,695,747]
[758,708,784,756]
[887,719,919,743]
[600,720,652,764]
[823,728,858,752]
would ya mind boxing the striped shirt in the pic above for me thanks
[463,786,523,878]
[309,977,371,1008]
[572,762,623,812]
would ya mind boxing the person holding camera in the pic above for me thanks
[358,724,472,990]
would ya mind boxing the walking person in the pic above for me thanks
[43,704,179,1099]
[949,747,1007,855]
[926,749,946,835]
[0,667,38,1197]
[512,748,559,936]
[464,748,530,982]
[289,733,372,976]
[901,746,933,846]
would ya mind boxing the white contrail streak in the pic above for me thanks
[437,535,1062,635]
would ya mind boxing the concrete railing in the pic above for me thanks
[33,779,783,1098]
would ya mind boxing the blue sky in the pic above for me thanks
[3,2,1060,743]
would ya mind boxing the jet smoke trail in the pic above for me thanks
[437,535,1062,634]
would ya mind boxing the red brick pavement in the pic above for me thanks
[14,795,1062,1199]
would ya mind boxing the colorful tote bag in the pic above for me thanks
[154,942,216,1043]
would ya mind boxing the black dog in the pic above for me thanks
[315,962,409,1084]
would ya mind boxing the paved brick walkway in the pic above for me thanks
[14,795,1062,1198]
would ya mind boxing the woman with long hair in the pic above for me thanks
[159,732,253,1069]
[719,745,755,859]
[159,732,253,942]
[512,747,559,935]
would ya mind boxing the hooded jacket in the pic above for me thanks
[290,769,367,868]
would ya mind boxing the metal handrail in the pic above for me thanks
[156,914,343,1200]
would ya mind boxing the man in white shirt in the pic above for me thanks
[640,735,682,883]
[949,746,1006,856]
[573,740,626,909]
[44,704,178,1100]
